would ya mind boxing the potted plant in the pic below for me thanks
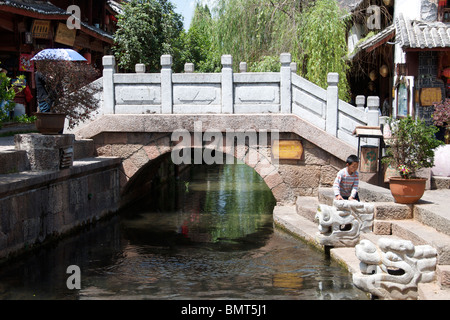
[383,116,444,204]
[0,64,25,128]
[33,51,101,134]
[433,98,450,144]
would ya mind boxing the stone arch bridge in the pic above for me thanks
[71,54,382,206]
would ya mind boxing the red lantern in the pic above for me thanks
[442,68,450,78]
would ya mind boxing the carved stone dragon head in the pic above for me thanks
[315,200,374,247]
[353,238,437,300]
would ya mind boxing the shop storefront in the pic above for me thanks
[0,0,117,116]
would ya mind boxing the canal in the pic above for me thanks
[0,162,368,300]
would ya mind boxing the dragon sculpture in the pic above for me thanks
[353,238,437,300]
[315,200,374,247]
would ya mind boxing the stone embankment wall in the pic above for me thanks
[0,139,121,260]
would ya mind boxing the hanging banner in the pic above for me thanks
[19,54,34,72]
[31,20,51,39]
[54,23,76,46]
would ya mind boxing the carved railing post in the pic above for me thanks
[161,55,173,114]
[239,62,247,73]
[221,55,233,114]
[356,95,365,112]
[367,96,381,146]
[135,63,145,73]
[102,55,115,114]
[184,63,194,73]
[326,73,339,137]
[280,53,292,113]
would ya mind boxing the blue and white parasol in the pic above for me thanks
[31,48,87,61]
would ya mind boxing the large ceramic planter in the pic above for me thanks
[34,112,66,135]
[389,177,427,204]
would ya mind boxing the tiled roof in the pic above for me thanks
[0,0,67,16]
[396,13,450,49]
[0,0,113,41]
[357,24,396,51]
[107,0,123,15]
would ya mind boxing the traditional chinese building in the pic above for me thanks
[344,0,450,128]
[0,0,122,115]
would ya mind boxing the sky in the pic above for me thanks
[171,0,217,30]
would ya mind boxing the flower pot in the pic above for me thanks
[389,177,427,204]
[34,112,66,135]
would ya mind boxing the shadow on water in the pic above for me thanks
[0,162,369,300]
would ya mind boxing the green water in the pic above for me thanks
[0,163,368,300]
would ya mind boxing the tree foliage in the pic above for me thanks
[113,0,351,100]
[113,0,184,72]
[182,0,350,100]
[183,3,220,72]
[300,0,351,101]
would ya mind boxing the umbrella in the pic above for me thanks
[31,48,87,61]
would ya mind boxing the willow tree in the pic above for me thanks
[213,0,291,71]
[300,0,351,101]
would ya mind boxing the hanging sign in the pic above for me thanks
[420,88,442,106]
[54,23,76,46]
[272,140,304,160]
[31,20,51,39]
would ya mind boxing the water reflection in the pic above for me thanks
[0,163,368,300]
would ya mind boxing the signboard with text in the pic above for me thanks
[54,23,76,46]
[32,20,51,39]
[272,140,304,160]
[420,87,442,106]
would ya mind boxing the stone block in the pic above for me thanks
[431,176,450,190]
[279,165,321,189]
[374,202,412,220]
[374,221,392,235]
[74,139,95,159]
[0,150,30,174]
[143,143,161,160]
[14,133,75,171]
[437,265,450,288]
[320,165,340,186]
[263,171,284,189]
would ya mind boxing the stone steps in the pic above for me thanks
[0,138,95,175]
[0,148,29,174]
[294,183,450,299]
[431,176,450,190]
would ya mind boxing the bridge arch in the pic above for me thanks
[117,136,295,207]
[86,115,350,208]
